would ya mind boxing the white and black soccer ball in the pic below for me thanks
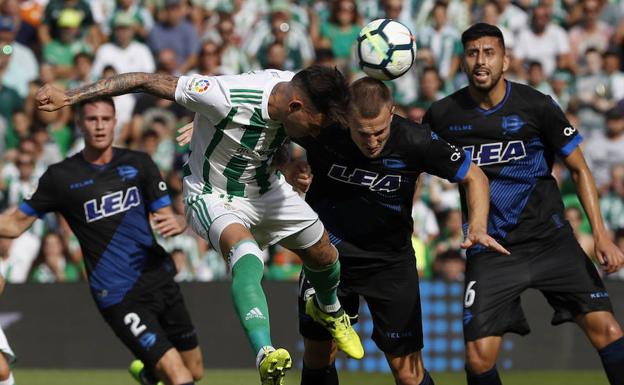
[357,19,417,81]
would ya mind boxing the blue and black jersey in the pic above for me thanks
[294,115,470,265]
[424,81,582,255]
[20,148,175,309]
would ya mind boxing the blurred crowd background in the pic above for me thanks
[0,0,623,284]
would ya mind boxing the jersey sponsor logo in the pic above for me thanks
[117,165,138,181]
[590,291,609,299]
[328,164,401,192]
[563,126,576,136]
[463,141,526,166]
[70,179,94,190]
[501,115,525,135]
[84,186,142,223]
[448,124,473,131]
[236,147,273,156]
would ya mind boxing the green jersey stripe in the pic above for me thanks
[268,125,287,150]
[223,154,248,197]
[255,124,286,194]
[240,126,263,151]
[190,204,210,232]
[249,108,268,129]
[203,108,238,194]
[196,198,213,226]
[229,94,262,99]
[230,88,263,94]
[230,98,262,104]
[255,159,271,194]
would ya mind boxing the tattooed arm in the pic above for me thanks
[36,72,179,112]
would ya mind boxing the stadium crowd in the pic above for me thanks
[0,0,623,284]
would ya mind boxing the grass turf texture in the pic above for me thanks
[14,369,609,385]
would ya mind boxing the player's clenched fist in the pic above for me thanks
[36,84,70,112]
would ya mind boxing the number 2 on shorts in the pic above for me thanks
[124,312,147,336]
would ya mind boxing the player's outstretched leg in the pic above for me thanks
[577,311,624,385]
[257,347,292,385]
[129,360,163,385]
[230,240,274,352]
[293,231,363,359]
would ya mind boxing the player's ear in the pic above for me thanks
[288,99,303,113]
[502,52,510,73]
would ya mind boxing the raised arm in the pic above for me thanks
[0,207,37,239]
[36,72,179,112]
[459,163,510,255]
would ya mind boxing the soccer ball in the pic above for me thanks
[357,19,417,81]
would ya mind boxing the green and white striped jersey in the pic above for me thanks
[175,70,293,198]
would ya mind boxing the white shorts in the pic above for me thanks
[0,327,15,364]
[184,178,322,252]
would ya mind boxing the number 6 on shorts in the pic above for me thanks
[464,281,477,308]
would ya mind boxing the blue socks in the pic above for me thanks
[598,337,624,385]
[420,369,434,385]
[466,365,502,385]
[301,362,338,385]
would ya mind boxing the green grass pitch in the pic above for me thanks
[14,369,609,385]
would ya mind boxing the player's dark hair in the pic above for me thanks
[292,65,350,128]
[75,96,116,118]
[461,22,505,51]
[349,77,392,119]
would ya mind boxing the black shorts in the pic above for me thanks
[463,229,613,341]
[298,257,423,356]
[100,279,199,368]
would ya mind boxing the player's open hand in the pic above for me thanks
[284,159,313,193]
[177,122,193,146]
[462,229,510,255]
[594,235,624,274]
[152,212,187,237]
[36,84,70,112]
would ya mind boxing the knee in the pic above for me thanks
[304,236,337,268]
[598,320,624,348]
[582,313,624,348]
[190,365,204,382]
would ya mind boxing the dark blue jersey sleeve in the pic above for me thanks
[422,129,470,183]
[539,96,582,157]
[20,167,59,217]
[139,153,171,212]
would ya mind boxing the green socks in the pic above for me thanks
[231,252,272,354]
[303,258,341,313]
